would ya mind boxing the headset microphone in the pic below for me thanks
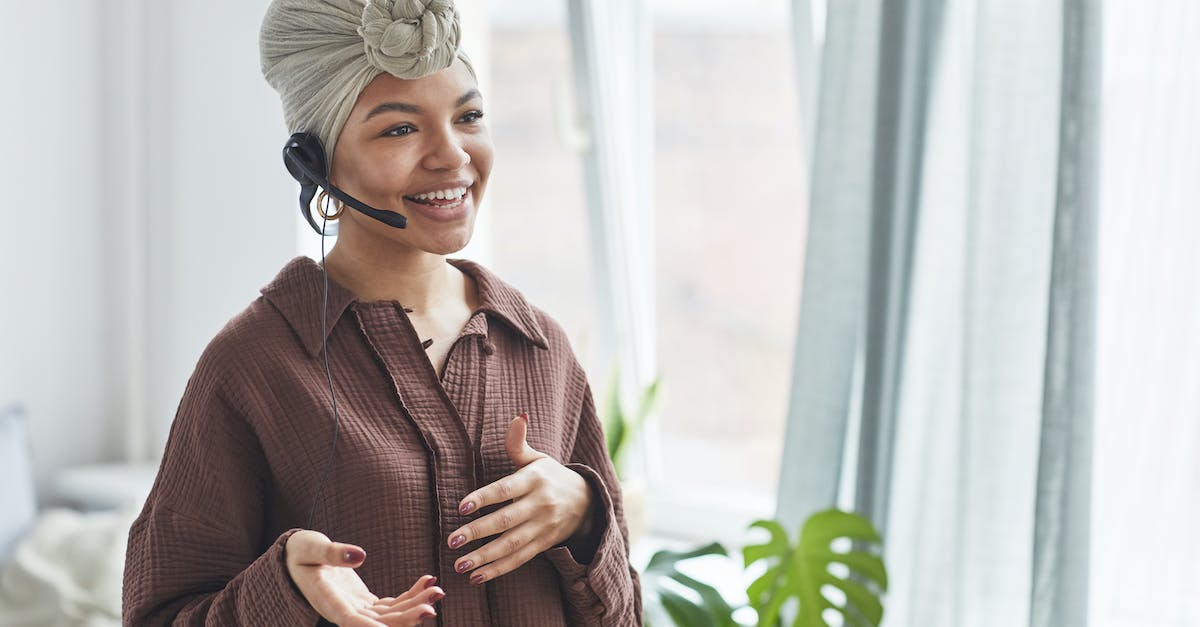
[282,132,409,233]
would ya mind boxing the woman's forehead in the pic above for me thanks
[356,61,479,112]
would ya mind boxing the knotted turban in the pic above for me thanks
[260,0,474,166]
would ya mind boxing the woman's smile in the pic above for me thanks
[402,185,474,223]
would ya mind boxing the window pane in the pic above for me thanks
[653,0,805,501]
[485,2,604,377]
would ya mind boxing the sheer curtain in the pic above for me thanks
[1091,2,1200,625]
[772,0,1140,625]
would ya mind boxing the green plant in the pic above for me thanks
[601,366,662,477]
[642,543,738,627]
[641,509,888,627]
[744,510,888,627]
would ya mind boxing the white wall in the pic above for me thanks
[1,0,295,502]
[1,1,112,501]
[141,0,297,457]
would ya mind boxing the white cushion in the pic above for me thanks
[0,404,37,564]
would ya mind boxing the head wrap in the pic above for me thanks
[260,0,475,166]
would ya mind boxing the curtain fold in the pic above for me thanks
[1029,0,1101,624]
[778,0,1102,624]
[775,0,885,529]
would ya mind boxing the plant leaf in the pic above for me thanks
[743,509,888,627]
[602,365,625,464]
[669,571,738,626]
[643,542,739,627]
[659,586,719,627]
[645,542,728,574]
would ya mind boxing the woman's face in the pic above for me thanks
[329,59,492,256]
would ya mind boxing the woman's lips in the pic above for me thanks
[402,188,473,223]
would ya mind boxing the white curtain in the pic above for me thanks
[777,0,1117,624]
[1091,1,1200,625]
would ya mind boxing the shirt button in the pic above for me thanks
[481,340,496,355]
[570,580,587,593]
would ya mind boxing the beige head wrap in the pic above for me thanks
[260,0,475,166]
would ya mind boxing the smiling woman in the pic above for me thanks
[324,69,492,259]
[120,1,640,626]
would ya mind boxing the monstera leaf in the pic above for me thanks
[642,542,738,627]
[743,510,888,627]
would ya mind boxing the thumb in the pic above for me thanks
[287,530,367,568]
[506,413,545,467]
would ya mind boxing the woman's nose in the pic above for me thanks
[422,128,471,171]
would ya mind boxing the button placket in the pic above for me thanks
[352,303,490,625]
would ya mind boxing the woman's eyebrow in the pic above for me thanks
[361,89,482,123]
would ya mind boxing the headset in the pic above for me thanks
[281,132,409,529]
[283,131,410,233]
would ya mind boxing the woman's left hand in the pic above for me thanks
[447,413,595,584]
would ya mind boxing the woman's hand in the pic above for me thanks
[285,530,442,626]
[447,414,596,584]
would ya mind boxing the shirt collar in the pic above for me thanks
[261,256,550,358]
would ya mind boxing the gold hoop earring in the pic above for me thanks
[316,189,345,220]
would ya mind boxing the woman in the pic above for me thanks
[121,1,641,625]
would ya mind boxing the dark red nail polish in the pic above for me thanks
[456,560,473,573]
[459,501,476,515]
[343,548,365,563]
[430,591,445,602]
[421,610,436,620]
[424,576,438,589]
[450,534,466,549]
[470,573,486,585]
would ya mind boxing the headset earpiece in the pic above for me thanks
[283,132,331,234]
[281,131,408,233]
[283,132,328,186]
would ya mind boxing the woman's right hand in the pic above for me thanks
[285,530,442,626]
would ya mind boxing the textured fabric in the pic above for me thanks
[122,256,641,626]
[260,0,476,166]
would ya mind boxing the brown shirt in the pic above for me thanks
[123,257,641,626]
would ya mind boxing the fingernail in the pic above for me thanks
[430,591,445,602]
[450,534,466,549]
[421,610,436,620]
[459,501,476,515]
[470,573,486,585]
[424,576,438,589]
[519,412,529,421]
[456,560,473,573]
[343,548,365,563]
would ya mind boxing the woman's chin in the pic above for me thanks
[412,227,474,256]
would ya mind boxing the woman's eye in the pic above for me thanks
[384,124,416,137]
[459,110,485,123]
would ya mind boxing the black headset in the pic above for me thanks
[282,131,409,233]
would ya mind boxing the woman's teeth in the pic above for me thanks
[406,186,468,204]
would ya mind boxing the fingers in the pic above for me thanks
[448,499,536,551]
[377,578,443,612]
[456,525,545,585]
[454,414,549,517]
[453,521,542,582]
[387,574,439,602]
[286,530,367,568]
[373,604,437,626]
[456,466,540,518]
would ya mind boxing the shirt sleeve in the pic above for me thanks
[122,357,321,626]
[544,379,644,626]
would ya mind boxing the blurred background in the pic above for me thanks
[0,0,1197,625]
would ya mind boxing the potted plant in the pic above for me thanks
[640,509,888,627]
